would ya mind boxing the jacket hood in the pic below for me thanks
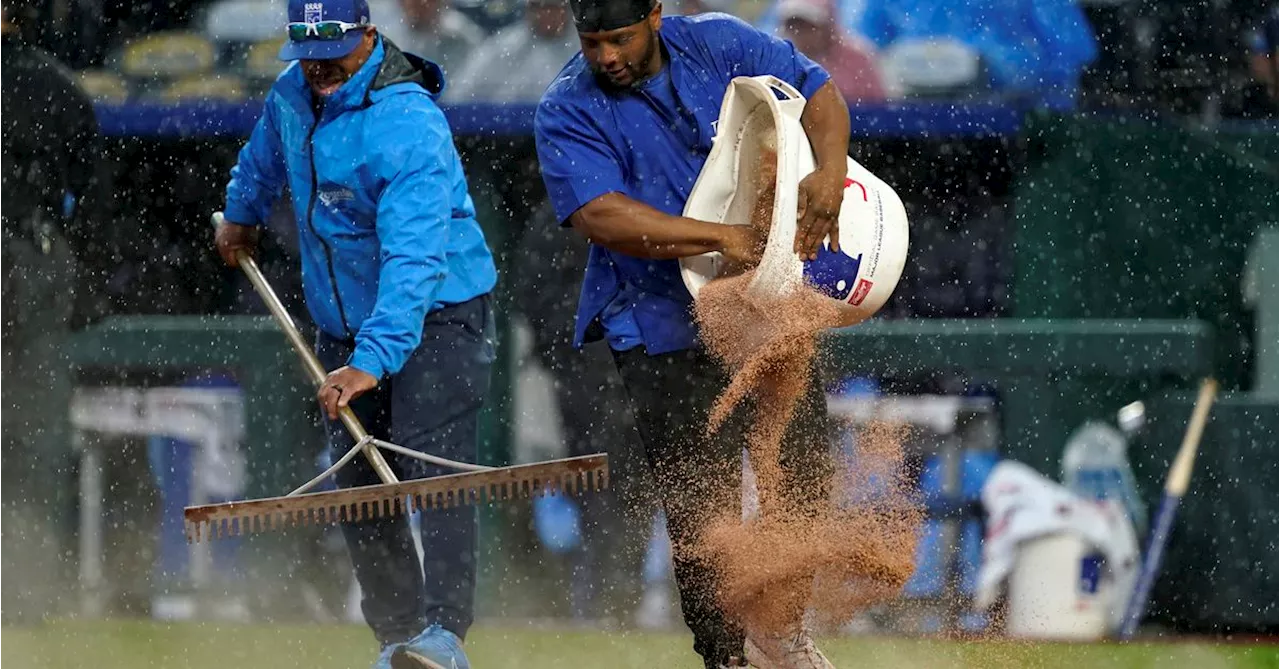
[370,36,445,100]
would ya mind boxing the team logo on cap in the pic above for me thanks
[305,2,323,23]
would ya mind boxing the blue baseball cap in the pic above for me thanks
[278,0,372,61]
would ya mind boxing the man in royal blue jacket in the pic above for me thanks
[214,1,496,667]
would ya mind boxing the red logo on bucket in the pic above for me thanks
[844,178,868,202]
[849,278,874,306]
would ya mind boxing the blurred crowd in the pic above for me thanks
[0,0,1203,111]
[5,0,1276,116]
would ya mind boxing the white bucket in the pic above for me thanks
[1006,533,1112,641]
[679,76,909,327]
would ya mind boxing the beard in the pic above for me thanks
[590,29,660,92]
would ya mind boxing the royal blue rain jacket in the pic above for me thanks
[223,36,497,380]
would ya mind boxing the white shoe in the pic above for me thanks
[744,627,835,669]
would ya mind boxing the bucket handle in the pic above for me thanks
[758,76,804,102]
[756,76,806,122]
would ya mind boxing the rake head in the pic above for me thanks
[184,454,608,543]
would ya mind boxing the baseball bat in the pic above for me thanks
[1117,377,1218,640]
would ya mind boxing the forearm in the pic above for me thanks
[800,80,851,174]
[350,256,443,379]
[572,192,727,259]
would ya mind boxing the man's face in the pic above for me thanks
[578,8,662,90]
[400,0,443,29]
[301,27,378,97]
[783,17,829,58]
[528,2,568,40]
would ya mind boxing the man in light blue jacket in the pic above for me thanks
[214,0,496,666]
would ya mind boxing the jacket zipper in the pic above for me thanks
[305,118,353,338]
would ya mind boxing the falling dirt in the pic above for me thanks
[685,126,924,639]
[691,274,924,638]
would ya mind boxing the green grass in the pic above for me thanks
[2,620,1275,669]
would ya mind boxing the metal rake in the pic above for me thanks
[184,214,608,543]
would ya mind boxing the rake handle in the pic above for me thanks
[227,232,399,486]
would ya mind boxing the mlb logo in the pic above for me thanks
[844,177,867,202]
[803,246,863,302]
[304,2,323,23]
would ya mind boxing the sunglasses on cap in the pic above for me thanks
[286,19,368,42]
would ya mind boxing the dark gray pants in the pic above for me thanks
[611,346,834,669]
[316,295,494,646]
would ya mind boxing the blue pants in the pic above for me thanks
[315,295,495,646]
